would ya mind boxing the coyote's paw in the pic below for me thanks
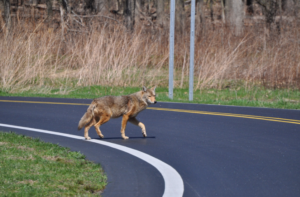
[122,135,129,140]
[85,136,91,140]
[143,132,147,137]
[99,134,104,139]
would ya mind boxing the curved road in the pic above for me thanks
[0,96,300,197]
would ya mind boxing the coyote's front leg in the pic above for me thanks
[129,117,147,137]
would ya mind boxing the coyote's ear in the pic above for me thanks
[142,86,147,92]
[151,86,156,93]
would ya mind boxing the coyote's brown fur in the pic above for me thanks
[78,86,157,140]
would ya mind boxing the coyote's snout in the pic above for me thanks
[78,86,157,140]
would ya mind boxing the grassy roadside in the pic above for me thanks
[0,132,107,196]
[0,86,300,109]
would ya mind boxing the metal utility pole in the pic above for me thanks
[169,0,175,99]
[189,0,196,101]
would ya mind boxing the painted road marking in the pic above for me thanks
[1,99,300,125]
[0,123,184,197]
[0,100,87,106]
[148,107,300,125]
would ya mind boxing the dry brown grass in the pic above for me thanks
[1,19,300,93]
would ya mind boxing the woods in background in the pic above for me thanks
[1,0,300,37]
[1,0,300,91]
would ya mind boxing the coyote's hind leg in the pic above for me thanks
[129,117,147,137]
[94,112,111,139]
[84,119,96,140]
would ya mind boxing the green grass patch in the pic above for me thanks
[0,85,300,109]
[0,132,107,196]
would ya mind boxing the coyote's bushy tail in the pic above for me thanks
[78,105,95,130]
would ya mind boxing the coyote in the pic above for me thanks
[78,86,157,140]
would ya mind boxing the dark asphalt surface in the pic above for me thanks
[0,96,300,197]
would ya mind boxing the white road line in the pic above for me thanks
[0,123,184,197]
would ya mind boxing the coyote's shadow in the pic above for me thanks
[94,136,156,140]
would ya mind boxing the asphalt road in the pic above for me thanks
[0,96,300,197]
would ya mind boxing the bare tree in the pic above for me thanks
[232,0,244,35]
[221,0,226,23]
[225,0,231,24]
[0,0,3,21]
[116,0,124,14]
[62,0,70,13]
[256,0,279,30]
[196,0,206,35]
[156,0,164,27]
[45,0,53,23]
[246,0,254,15]
[135,0,145,23]
[225,0,244,36]
[295,0,300,17]
[209,0,214,30]
[175,0,185,35]
[124,0,136,31]
[1,0,11,30]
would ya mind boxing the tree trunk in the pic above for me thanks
[58,0,69,14]
[124,0,136,31]
[246,0,254,15]
[156,0,164,28]
[85,0,94,13]
[209,0,214,30]
[60,2,65,39]
[225,0,231,24]
[257,0,278,28]
[277,0,282,35]
[3,0,11,30]
[196,0,205,35]
[221,0,225,23]
[225,0,244,36]
[116,0,123,14]
[233,0,244,35]
[0,0,3,26]
[46,0,53,23]
[147,0,150,13]
[175,0,185,35]
[294,0,300,18]
[135,0,143,23]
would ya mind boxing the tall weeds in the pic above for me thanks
[0,20,300,93]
